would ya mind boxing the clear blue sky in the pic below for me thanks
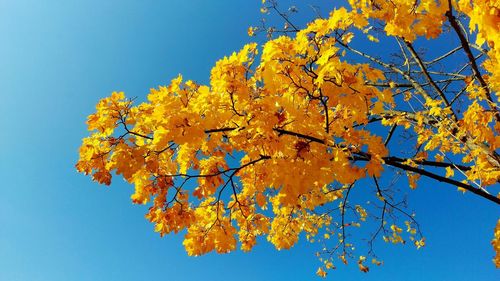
[0,0,499,280]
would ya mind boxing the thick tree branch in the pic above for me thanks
[445,1,500,121]
[384,158,500,205]
[382,156,471,171]
[274,128,326,144]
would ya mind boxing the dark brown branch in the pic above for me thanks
[384,124,397,146]
[445,1,500,122]
[383,156,471,171]
[204,127,238,134]
[124,128,153,140]
[274,128,326,144]
[203,127,499,205]
[445,3,486,90]
[384,158,500,205]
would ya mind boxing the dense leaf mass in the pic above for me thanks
[77,0,500,275]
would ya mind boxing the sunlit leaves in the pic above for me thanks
[493,219,500,267]
[76,0,500,275]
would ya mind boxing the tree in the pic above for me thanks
[76,0,500,276]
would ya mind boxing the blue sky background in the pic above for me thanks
[0,0,499,280]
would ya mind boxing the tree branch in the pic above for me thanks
[404,41,456,119]
[384,158,500,205]
[445,1,500,121]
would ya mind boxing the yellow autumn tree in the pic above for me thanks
[76,0,500,276]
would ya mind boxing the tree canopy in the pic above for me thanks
[76,0,500,276]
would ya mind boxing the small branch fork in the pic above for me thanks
[367,177,423,254]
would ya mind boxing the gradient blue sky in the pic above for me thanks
[1,1,499,280]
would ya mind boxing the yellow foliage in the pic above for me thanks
[493,219,500,267]
[76,0,500,275]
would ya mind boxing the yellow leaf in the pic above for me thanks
[445,166,455,178]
